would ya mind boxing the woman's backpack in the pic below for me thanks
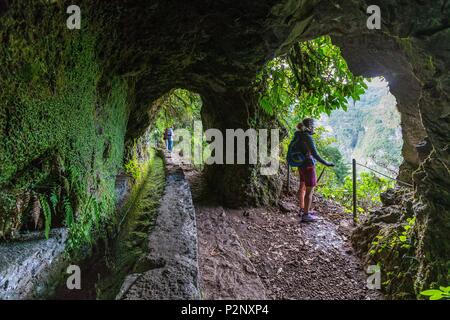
[286,132,310,167]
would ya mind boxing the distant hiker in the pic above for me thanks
[287,118,334,222]
[164,127,174,152]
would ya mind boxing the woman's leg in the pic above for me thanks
[304,186,315,214]
[298,169,306,209]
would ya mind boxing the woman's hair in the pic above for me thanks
[302,118,314,130]
[296,122,304,131]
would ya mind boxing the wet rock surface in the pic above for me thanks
[196,206,268,299]
[352,188,415,257]
[119,152,200,300]
[351,188,418,298]
[115,173,132,211]
[0,228,68,299]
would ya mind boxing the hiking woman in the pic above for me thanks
[164,127,174,152]
[295,118,334,222]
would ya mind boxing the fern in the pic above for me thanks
[38,195,52,239]
[63,196,74,227]
[31,194,41,229]
[50,189,58,211]
[92,200,101,229]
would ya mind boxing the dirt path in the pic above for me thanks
[225,196,382,300]
[195,206,267,299]
[174,154,382,300]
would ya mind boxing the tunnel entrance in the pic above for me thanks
[150,89,205,166]
[247,36,406,218]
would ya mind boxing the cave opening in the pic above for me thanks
[148,88,206,166]
[319,76,404,177]
[246,36,409,226]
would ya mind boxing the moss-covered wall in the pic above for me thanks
[0,1,131,250]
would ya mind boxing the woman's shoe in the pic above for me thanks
[301,212,317,223]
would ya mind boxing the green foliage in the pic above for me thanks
[151,88,205,168]
[326,172,394,214]
[420,286,450,300]
[124,138,156,181]
[38,195,52,239]
[124,142,143,181]
[124,159,141,181]
[398,217,416,250]
[256,36,392,218]
[152,88,202,138]
[369,217,416,256]
[256,35,367,126]
[322,79,403,174]
[318,172,395,217]
[63,196,74,227]
[50,190,59,212]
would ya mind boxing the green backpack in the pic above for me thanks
[286,132,310,167]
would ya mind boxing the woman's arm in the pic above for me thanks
[304,134,334,166]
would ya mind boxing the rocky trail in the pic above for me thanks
[176,154,383,300]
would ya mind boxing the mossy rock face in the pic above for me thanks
[0,1,130,248]
[352,189,416,298]
[1,0,449,296]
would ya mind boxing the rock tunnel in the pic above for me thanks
[0,0,449,297]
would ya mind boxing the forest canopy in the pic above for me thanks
[255,35,368,128]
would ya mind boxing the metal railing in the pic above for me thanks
[287,159,414,224]
[351,159,413,223]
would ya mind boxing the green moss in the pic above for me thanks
[365,215,419,299]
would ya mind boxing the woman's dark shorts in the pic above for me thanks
[299,164,317,187]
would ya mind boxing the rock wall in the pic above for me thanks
[201,88,283,207]
[0,1,131,248]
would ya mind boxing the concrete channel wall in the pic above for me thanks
[117,153,201,300]
[0,229,68,300]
